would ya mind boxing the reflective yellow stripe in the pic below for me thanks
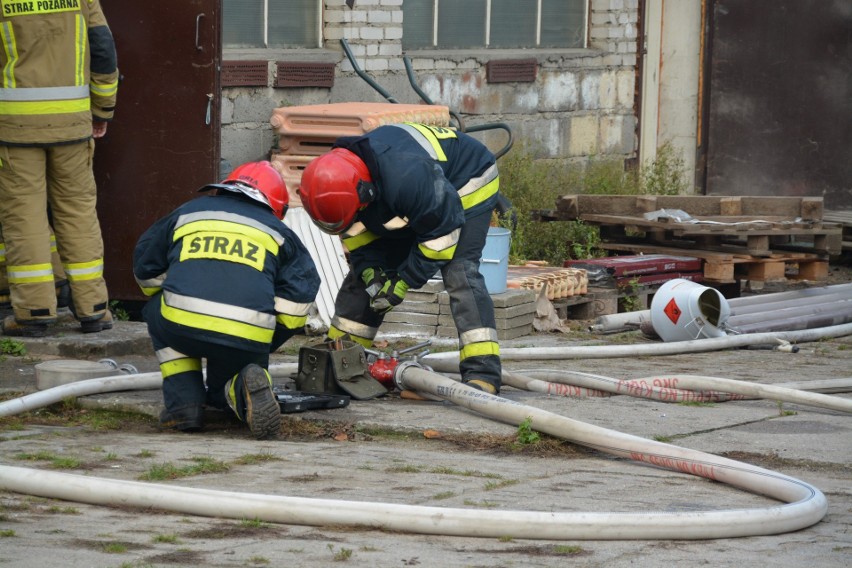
[75,14,85,86]
[160,296,273,344]
[274,297,312,317]
[8,262,53,284]
[328,325,373,348]
[404,123,454,161]
[418,241,456,261]
[459,341,500,361]
[276,313,307,329]
[140,286,161,297]
[460,177,499,210]
[1,22,17,88]
[90,80,118,97]
[174,220,280,256]
[342,230,380,252]
[159,358,202,379]
[0,98,90,115]
[0,242,5,262]
[63,258,104,282]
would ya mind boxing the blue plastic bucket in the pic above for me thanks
[479,227,511,294]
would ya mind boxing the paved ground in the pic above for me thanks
[0,303,850,567]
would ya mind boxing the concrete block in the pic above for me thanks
[491,289,537,308]
[383,311,439,326]
[568,114,600,157]
[380,322,436,337]
[394,300,441,316]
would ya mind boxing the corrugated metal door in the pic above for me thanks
[94,1,221,301]
[703,0,852,211]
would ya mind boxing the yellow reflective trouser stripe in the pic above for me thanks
[276,313,308,330]
[49,235,58,253]
[0,242,5,262]
[418,242,457,261]
[328,325,373,348]
[63,259,104,282]
[460,177,499,210]
[161,296,273,344]
[8,263,53,284]
[459,341,500,361]
[342,230,380,252]
[159,357,202,379]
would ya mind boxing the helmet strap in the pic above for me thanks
[356,180,377,205]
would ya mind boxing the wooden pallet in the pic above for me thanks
[601,242,828,284]
[548,194,842,256]
[823,210,852,252]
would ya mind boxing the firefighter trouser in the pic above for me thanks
[0,224,68,304]
[0,142,108,323]
[329,210,502,388]
[143,295,269,416]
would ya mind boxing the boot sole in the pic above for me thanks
[243,367,281,440]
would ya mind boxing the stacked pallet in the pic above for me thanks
[269,102,450,206]
[548,194,841,284]
[379,280,537,341]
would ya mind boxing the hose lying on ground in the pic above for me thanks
[0,363,832,540]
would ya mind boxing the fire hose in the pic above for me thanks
[0,356,840,539]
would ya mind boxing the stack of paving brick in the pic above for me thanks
[379,280,537,341]
[269,102,450,206]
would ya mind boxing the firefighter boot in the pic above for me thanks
[464,378,499,395]
[159,404,204,432]
[1,315,50,338]
[55,281,71,310]
[225,364,281,440]
[80,311,114,334]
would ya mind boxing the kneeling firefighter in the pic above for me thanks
[133,161,320,439]
[299,123,503,394]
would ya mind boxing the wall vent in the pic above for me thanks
[486,59,537,83]
[275,62,335,88]
[221,61,269,87]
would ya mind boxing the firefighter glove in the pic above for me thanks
[370,277,409,313]
[361,267,387,299]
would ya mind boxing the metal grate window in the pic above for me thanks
[403,0,587,49]
[223,0,322,48]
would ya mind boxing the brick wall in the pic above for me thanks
[221,0,639,171]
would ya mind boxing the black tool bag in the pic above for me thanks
[295,339,387,400]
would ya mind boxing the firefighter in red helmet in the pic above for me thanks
[133,161,320,438]
[300,123,502,394]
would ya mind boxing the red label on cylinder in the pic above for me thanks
[664,298,681,324]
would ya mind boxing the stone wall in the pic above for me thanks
[220,0,639,172]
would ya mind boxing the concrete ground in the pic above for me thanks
[0,312,850,568]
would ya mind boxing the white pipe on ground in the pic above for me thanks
[0,366,829,541]
[422,323,852,370]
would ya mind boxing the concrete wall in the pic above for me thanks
[220,0,640,171]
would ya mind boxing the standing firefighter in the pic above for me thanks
[0,0,119,336]
[133,162,321,439]
[299,123,503,394]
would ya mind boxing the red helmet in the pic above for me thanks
[299,148,375,235]
[200,161,289,219]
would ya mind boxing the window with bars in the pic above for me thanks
[403,0,587,49]
[223,0,322,48]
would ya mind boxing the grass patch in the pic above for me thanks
[498,140,688,265]
[138,457,230,481]
[233,452,282,466]
[151,533,181,544]
[14,451,81,470]
[431,491,456,500]
[0,529,16,537]
[484,479,520,491]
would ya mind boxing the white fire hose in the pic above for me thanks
[0,359,835,540]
